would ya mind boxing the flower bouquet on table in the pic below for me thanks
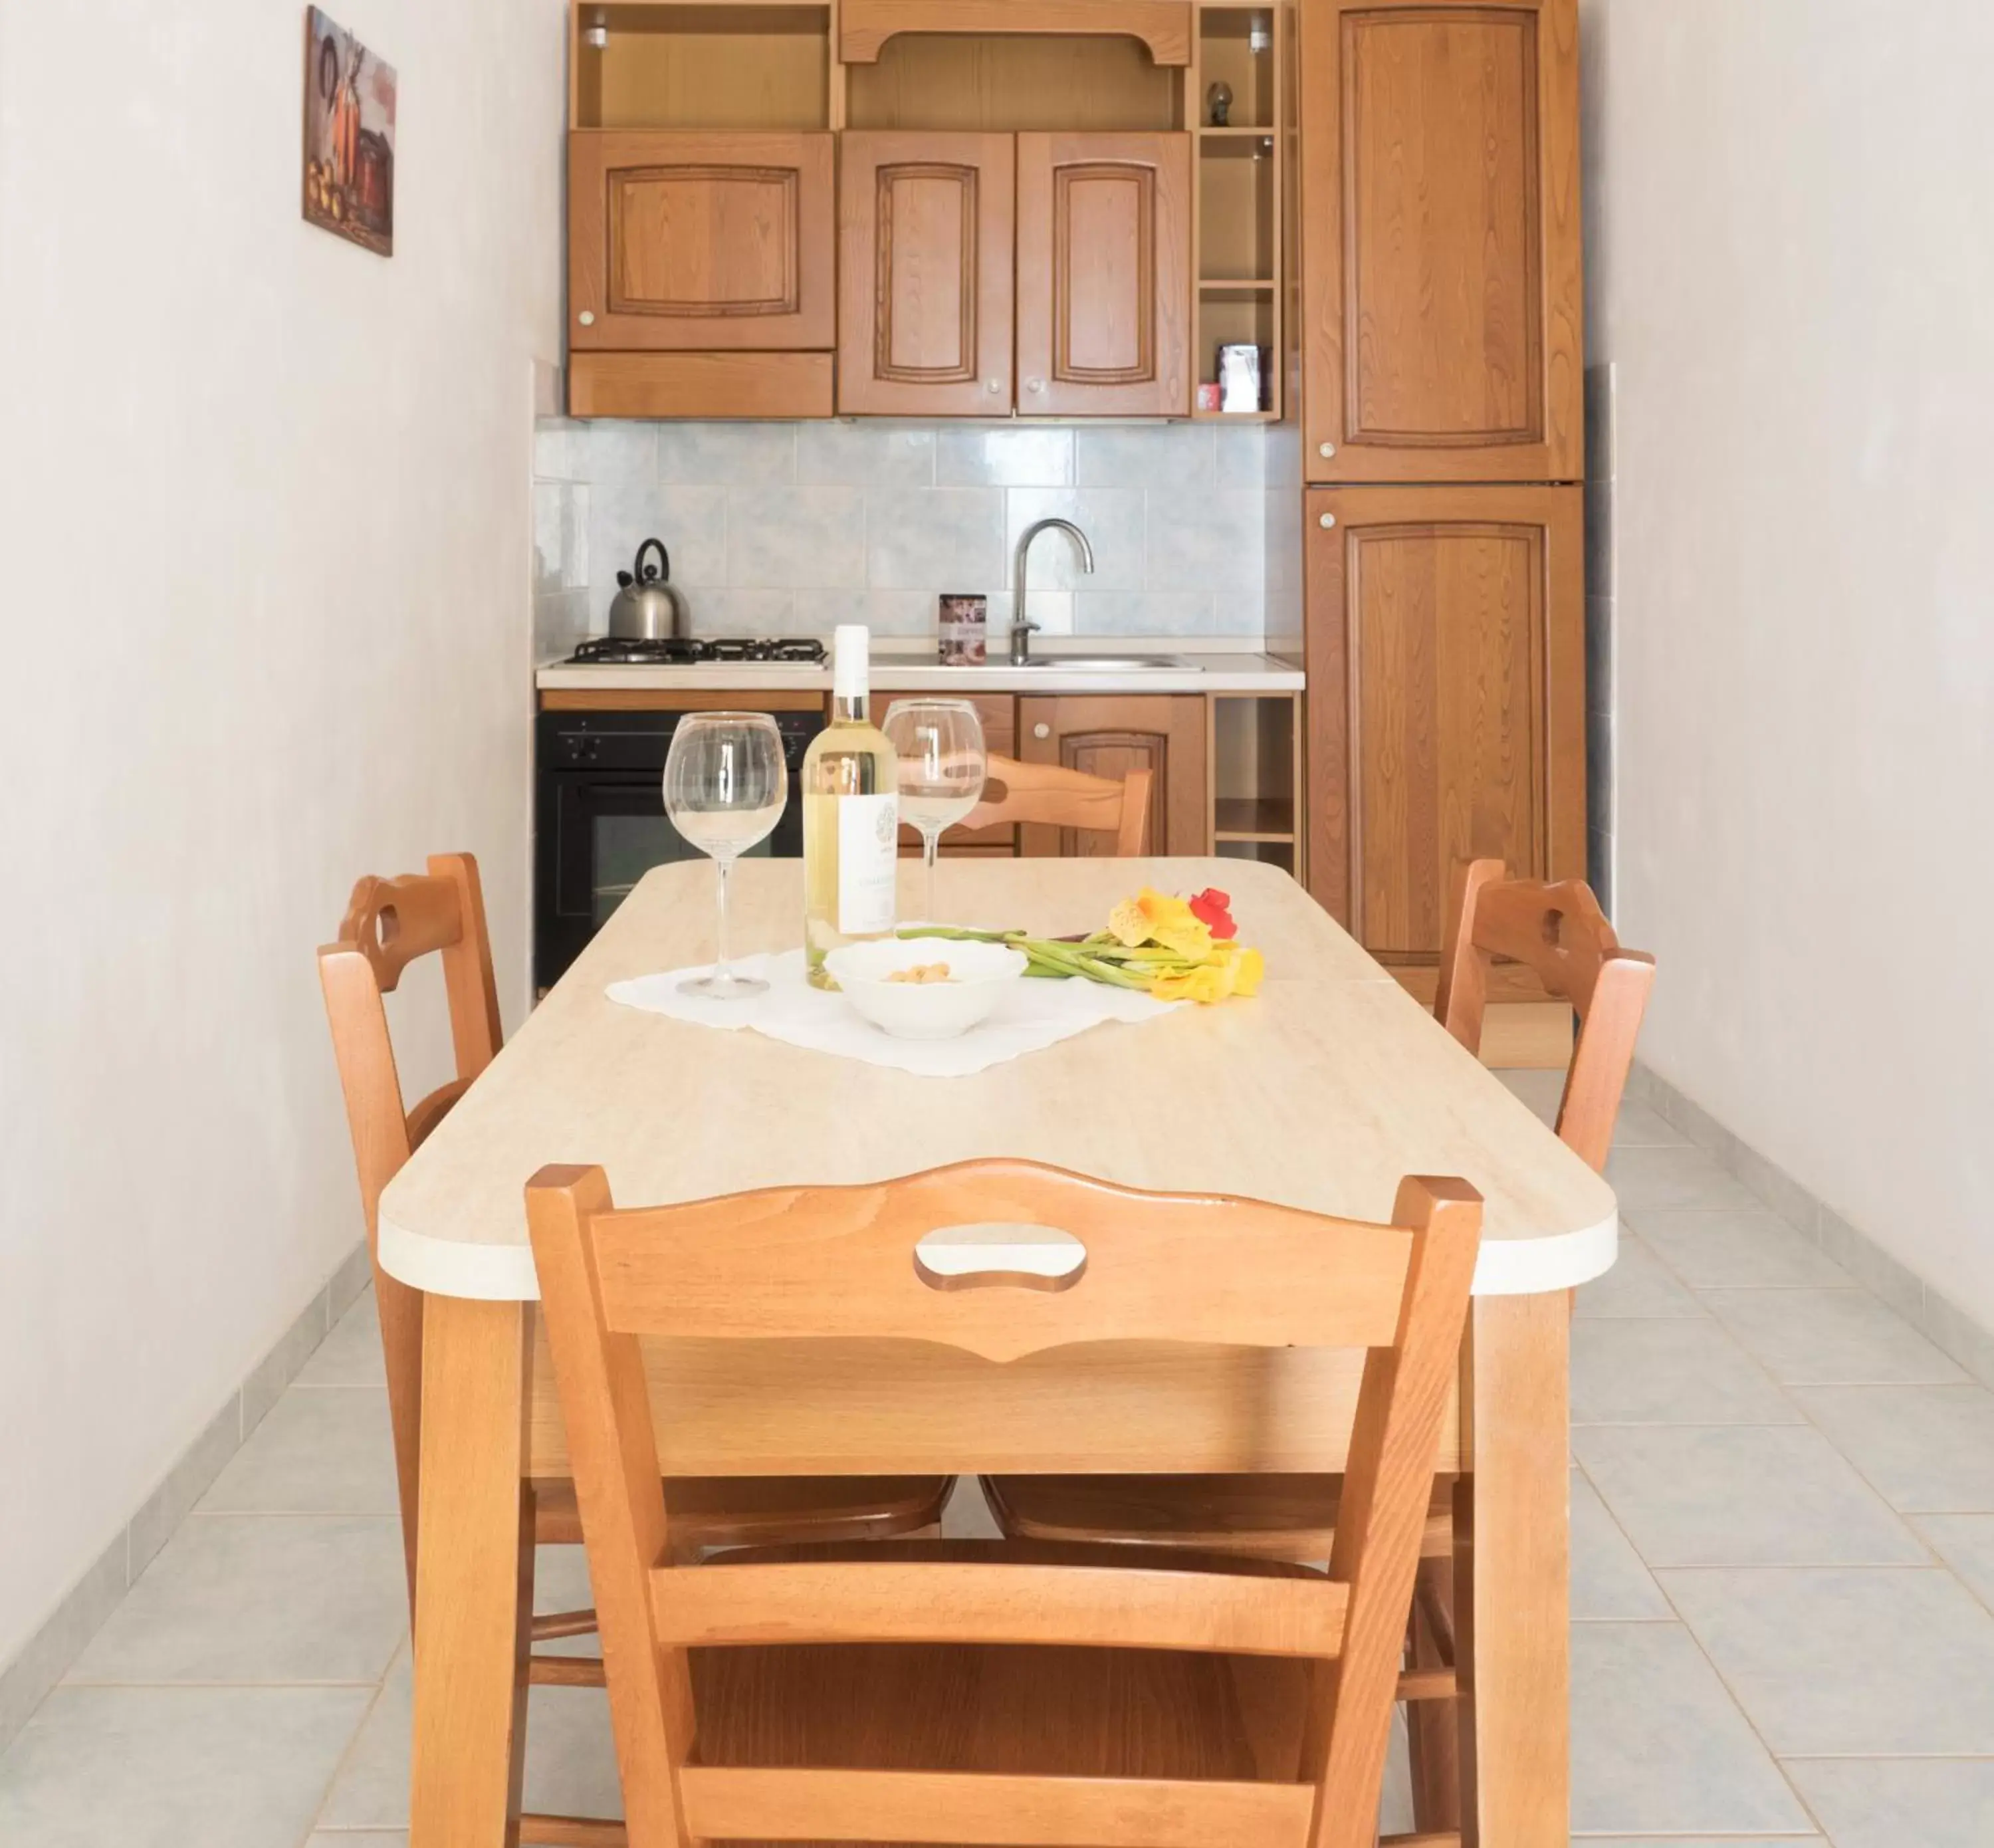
[899,887,1264,1005]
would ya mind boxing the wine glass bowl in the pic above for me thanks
[663,711,786,999]
[881,699,988,923]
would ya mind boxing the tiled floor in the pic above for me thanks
[5,1072,1993,1845]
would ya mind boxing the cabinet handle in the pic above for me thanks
[1317,442,1336,459]
[1033,723,1051,741]
[577,310,596,326]
[986,378,1003,394]
[1026,378,1045,394]
[1319,513,1337,530]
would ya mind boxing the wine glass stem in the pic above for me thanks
[713,854,734,984]
[922,829,941,923]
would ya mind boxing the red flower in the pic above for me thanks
[1187,887,1237,939]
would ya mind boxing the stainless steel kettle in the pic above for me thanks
[607,537,690,641]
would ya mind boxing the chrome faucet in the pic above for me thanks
[1010,519,1095,665]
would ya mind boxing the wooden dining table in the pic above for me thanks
[378,856,1616,1848]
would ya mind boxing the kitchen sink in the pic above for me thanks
[1014,653,1194,670]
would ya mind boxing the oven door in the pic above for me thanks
[535,770,804,989]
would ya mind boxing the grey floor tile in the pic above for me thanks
[66,1514,406,1687]
[320,1650,623,1827]
[1572,1426,1926,1567]
[0,1685,372,1847]
[308,1836,406,1847]
[1606,1098,1686,1148]
[1628,1208,1852,1290]
[1785,1756,1994,1848]
[1912,1514,1994,1608]
[1569,1623,1811,1836]
[1571,1468,1673,1620]
[943,1475,1003,1539]
[1577,1235,1706,1320]
[298,1289,387,1387]
[1706,1288,1967,1387]
[522,1684,623,1819]
[199,1385,399,1515]
[1496,1067,1563,1126]
[1606,1144,1761,1212]
[1793,1384,1994,1512]
[1573,1319,1801,1426]
[1577,1840,1821,1847]
[316,1653,410,1829]
[1660,1565,1994,1754]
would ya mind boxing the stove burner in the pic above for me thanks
[565,635,828,667]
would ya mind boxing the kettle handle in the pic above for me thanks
[635,537,669,584]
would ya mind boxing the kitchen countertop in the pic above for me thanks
[534,647,1304,696]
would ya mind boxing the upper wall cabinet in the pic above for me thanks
[1017,134,1193,417]
[567,5,839,420]
[839,132,1016,415]
[1298,0,1582,483]
[570,132,835,352]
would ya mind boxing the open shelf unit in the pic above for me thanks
[1188,4,1285,422]
[1207,691,1302,879]
[571,3,840,132]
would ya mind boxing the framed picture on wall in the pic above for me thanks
[302,9,395,256]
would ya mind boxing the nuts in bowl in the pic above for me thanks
[824,936,1028,1040]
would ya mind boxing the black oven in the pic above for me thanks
[534,705,822,988]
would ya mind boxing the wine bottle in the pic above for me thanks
[802,625,899,988]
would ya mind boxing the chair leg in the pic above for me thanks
[1405,1556,1462,1835]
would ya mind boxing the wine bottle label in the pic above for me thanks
[836,794,898,934]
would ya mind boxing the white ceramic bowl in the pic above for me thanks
[824,936,1029,1041]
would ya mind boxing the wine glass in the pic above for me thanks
[663,712,786,999]
[882,699,987,923]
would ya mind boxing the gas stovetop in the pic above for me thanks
[563,635,828,667]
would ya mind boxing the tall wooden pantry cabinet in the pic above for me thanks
[1297,0,1586,961]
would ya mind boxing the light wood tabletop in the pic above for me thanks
[394,856,1591,1848]
[378,856,1617,1303]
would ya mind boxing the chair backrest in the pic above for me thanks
[1434,857,1656,1171]
[315,851,502,1603]
[962,753,1153,854]
[526,1158,1482,1848]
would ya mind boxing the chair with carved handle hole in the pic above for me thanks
[960,752,1153,854]
[317,854,951,1848]
[526,1155,1481,1848]
[984,859,1654,1837]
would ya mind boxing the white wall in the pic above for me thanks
[0,0,562,1668]
[1583,1,1994,1324]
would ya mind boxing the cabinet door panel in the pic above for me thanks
[1016,134,1192,417]
[898,694,1018,852]
[1305,486,1584,954]
[570,132,835,351]
[1300,0,1581,481]
[1018,695,1206,857]
[840,134,1016,415]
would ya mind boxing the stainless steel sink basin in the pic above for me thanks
[1016,653,1194,670]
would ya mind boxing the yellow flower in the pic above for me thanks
[1135,888,1212,960]
[1148,940,1266,1004]
[1106,897,1150,948]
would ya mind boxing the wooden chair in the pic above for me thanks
[317,855,951,1845]
[527,1157,1481,1848]
[961,752,1153,854]
[1436,858,1658,1171]
[986,860,1656,1832]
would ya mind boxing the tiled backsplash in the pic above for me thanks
[533,419,1284,653]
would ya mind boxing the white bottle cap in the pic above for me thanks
[832,624,871,701]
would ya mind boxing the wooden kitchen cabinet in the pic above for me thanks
[1018,695,1207,857]
[1298,0,1582,483]
[839,132,1016,416]
[1304,485,1585,956]
[905,693,1021,854]
[1016,133,1193,417]
[568,129,835,417]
